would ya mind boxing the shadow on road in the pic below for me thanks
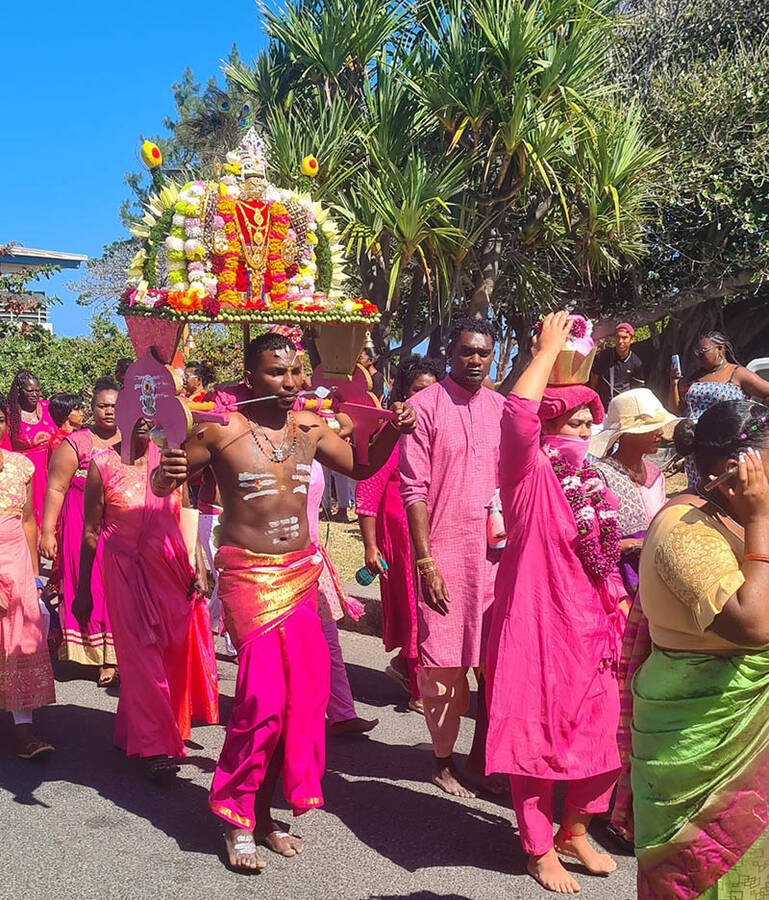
[0,703,222,859]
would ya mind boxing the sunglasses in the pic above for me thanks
[694,346,719,357]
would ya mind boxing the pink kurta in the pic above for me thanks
[12,400,56,528]
[355,446,417,657]
[399,379,504,668]
[93,445,218,757]
[0,451,55,711]
[55,430,116,666]
[486,393,624,779]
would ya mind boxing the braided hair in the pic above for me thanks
[698,331,740,365]
[7,369,38,438]
[391,355,446,404]
[674,400,769,476]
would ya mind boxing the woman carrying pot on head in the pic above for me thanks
[486,312,626,894]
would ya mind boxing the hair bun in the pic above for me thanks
[674,418,697,457]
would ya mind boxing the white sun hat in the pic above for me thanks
[589,388,680,458]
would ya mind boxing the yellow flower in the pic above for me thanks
[301,155,319,177]
[141,140,163,170]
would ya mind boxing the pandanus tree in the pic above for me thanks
[111,0,659,366]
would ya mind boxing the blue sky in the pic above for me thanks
[0,2,266,336]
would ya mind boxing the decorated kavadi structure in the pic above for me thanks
[116,129,391,462]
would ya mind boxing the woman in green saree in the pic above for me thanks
[632,399,769,898]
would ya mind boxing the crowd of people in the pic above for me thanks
[1,314,768,897]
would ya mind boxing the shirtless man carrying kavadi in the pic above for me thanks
[152,331,416,871]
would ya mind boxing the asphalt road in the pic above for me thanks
[0,631,637,900]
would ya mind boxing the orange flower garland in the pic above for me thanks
[217,194,241,307]
[267,201,290,307]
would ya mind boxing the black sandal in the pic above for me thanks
[144,755,180,782]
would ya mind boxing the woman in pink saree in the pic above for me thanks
[355,355,445,711]
[8,370,57,528]
[486,313,626,894]
[74,418,218,780]
[0,396,55,758]
[41,379,120,685]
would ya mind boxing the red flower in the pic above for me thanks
[210,255,225,275]
[202,296,222,317]
[235,266,249,292]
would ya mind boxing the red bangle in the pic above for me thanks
[743,554,769,564]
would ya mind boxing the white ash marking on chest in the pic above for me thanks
[266,515,300,544]
[238,470,279,501]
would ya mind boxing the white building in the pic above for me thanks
[0,246,88,334]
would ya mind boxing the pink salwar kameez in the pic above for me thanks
[0,451,55,714]
[486,393,624,853]
[12,400,56,528]
[209,545,330,830]
[355,445,419,693]
[92,446,218,758]
[53,430,116,666]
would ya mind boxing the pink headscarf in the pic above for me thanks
[539,385,604,425]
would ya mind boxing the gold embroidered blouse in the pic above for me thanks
[638,503,761,652]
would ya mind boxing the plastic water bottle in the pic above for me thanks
[355,557,389,586]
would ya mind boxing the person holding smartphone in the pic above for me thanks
[626,398,769,896]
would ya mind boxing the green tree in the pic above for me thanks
[224,0,658,361]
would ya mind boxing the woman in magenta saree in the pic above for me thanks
[632,399,769,898]
[74,419,218,779]
[41,381,120,683]
[8,370,56,528]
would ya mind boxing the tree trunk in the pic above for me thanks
[468,230,502,317]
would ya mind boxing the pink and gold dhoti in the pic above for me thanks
[209,545,330,830]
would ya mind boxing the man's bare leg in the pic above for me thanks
[464,672,507,794]
[432,754,476,799]
[254,740,304,857]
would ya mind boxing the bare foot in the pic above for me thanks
[328,717,379,736]
[431,757,476,799]
[225,825,265,871]
[527,849,581,893]
[256,825,303,857]
[98,666,117,687]
[408,697,424,715]
[555,828,617,875]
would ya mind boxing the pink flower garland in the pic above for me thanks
[545,447,621,581]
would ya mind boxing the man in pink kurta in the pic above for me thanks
[399,319,504,797]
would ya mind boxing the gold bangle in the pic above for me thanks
[416,556,434,566]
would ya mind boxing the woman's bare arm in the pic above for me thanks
[40,439,79,559]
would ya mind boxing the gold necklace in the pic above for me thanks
[234,202,271,277]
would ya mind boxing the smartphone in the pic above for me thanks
[702,465,738,493]
[672,354,682,378]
